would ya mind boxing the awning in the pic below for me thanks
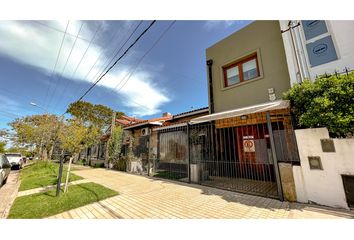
[190,100,290,124]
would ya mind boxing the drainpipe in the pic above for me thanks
[206,59,214,114]
[288,21,303,83]
[293,21,310,80]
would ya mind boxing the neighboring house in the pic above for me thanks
[280,20,354,85]
[153,107,209,181]
[158,21,300,201]
[81,115,142,166]
[121,108,209,176]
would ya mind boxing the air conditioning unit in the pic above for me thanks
[141,127,150,136]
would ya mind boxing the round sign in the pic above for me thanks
[244,140,254,148]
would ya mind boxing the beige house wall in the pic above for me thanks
[206,21,291,113]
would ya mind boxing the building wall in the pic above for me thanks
[206,21,291,113]
[293,128,354,209]
[280,20,354,86]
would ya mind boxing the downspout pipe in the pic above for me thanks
[293,21,310,80]
[288,21,303,83]
[206,59,214,114]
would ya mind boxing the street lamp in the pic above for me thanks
[30,102,47,112]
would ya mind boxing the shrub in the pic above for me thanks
[113,157,127,172]
[93,162,105,168]
[283,72,354,137]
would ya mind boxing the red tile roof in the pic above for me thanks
[123,115,172,129]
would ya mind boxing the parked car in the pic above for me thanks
[5,153,23,170]
[0,154,11,187]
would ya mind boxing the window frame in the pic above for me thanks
[223,53,260,88]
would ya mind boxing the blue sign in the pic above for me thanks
[306,35,338,67]
[302,20,328,40]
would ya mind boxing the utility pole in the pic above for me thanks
[30,102,48,160]
[106,112,116,168]
[55,115,65,197]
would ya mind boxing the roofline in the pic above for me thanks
[172,108,209,119]
[123,121,163,130]
[153,122,188,131]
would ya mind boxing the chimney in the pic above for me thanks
[162,112,172,117]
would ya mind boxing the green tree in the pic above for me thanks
[67,101,123,129]
[66,100,124,166]
[283,72,354,137]
[58,118,100,192]
[107,126,123,166]
[0,141,6,153]
[9,114,62,160]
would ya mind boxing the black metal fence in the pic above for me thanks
[155,109,300,199]
[155,125,189,182]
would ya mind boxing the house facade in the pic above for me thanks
[206,21,291,112]
[178,20,299,200]
[121,113,173,174]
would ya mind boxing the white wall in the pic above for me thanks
[294,128,354,209]
[280,20,354,86]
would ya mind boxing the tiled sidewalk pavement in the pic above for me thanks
[0,171,21,218]
[17,179,91,197]
[49,168,354,219]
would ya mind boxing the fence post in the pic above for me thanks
[266,112,284,201]
[56,154,64,197]
[187,122,191,184]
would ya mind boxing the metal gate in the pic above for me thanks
[155,109,300,199]
[155,125,189,182]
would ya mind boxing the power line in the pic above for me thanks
[33,21,90,42]
[43,20,70,111]
[99,21,176,112]
[94,21,143,83]
[52,22,102,111]
[69,21,143,104]
[97,21,176,110]
[74,20,157,104]
[116,21,176,92]
[47,22,84,111]
[0,110,23,118]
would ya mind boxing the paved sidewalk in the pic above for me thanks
[49,168,354,219]
[17,179,91,197]
[0,171,21,219]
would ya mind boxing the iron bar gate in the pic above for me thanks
[154,109,300,200]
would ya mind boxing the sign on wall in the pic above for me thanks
[306,35,338,67]
[302,20,328,40]
[243,139,255,152]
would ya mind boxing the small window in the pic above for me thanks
[223,53,260,87]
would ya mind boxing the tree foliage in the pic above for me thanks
[107,126,123,162]
[9,114,63,159]
[67,101,123,129]
[0,141,5,153]
[59,118,92,155]
[283,73,354,137]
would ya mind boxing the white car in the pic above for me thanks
[5,153,23,170]
[0,154,11,187]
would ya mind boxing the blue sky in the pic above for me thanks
[0,20,252,129]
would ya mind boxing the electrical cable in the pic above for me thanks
[74,20,156,104]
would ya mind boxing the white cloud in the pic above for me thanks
[101,69,170,116]
[0,20,170,117]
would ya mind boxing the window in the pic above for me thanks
[223,53,260,87]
